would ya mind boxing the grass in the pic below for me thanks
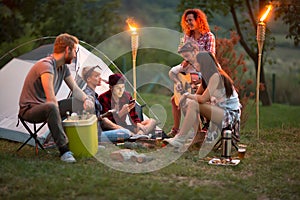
[1,93,300,200]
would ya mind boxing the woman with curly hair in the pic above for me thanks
[180,8,215,54]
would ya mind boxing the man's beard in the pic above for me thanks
[65,52,74,64]
[65,56,73,64]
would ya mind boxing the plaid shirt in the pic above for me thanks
[83,86,104,133]
[83,86,102,118]
[183,32,216,55]
[98,90,141,126]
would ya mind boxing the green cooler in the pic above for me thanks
[62,114,98,157]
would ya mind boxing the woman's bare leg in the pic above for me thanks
[199,103,225,126]
[176,100,200,138]
[164,99,226,148]
[176,100,225,138]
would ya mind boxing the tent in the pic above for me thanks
[0,43,114,146]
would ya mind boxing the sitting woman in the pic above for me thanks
[98,73,156,136]
[164,51,241,148]
[81,66,132,143]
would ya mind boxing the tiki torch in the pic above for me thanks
[126,18,139,100]
[256,5,272,139]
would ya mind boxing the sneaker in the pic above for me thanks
[166,128,179,138]
[60,151,76,163]
[163,137,185,148]
[161,131,170,139]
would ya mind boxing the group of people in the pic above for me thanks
[18,8,241,163]
[167,8,216,138]
[81,66,156,143]
[166,8,240,149]
[18,33,157,163]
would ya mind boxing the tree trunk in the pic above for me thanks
[254,56,272,106]
[259,64,272,106]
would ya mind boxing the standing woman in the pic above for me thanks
[180,8,215,54]
[164,51,241,148]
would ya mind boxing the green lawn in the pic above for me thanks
[0,93,299,200]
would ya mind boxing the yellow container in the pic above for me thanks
[62,115,98,157]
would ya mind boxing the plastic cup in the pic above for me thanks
[238,148,246,159]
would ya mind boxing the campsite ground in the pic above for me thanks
[0,93,299,200]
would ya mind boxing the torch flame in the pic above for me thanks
[260,5,272,22]
[126,18,138,32]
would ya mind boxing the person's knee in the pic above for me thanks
[149,118,157,127]
[101,117,109,124]
[187,100,199,110]
[45,102,58,109]
[145,118,155,124]
[120,129,131,138]
[45,102,60,114]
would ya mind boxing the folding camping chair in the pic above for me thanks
[213,120,240,152]
[16,115,47,155]
[135,102,146,121]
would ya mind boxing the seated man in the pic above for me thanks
[99,73,156,136]
[168,42,209,139]
[81,66,132,143]
[18,33,94,163]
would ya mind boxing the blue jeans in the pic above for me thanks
[100,129,131,142]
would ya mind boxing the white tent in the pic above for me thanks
[0,43,114,146]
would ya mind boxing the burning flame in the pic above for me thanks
[126,18,138,32]
[260,5,272,22]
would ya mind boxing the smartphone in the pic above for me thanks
[129,99,135,104]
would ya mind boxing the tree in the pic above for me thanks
[177,0,300,106]
[272,0,300,46]
[0,0,30,43]
[24,0,123,46]
[0,0,123,52]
